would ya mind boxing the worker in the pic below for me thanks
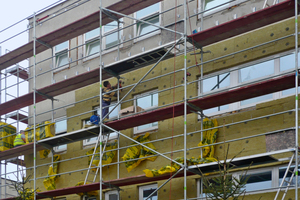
[102,80,121,120]
[14,130,26,147]
[90,111,100,125]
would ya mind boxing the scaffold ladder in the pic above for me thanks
[84,132,110,184]
[274,152,300,200]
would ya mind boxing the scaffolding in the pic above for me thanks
[0,0,299,199]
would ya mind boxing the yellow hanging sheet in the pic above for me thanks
[143,157,184,177]
[122,132,157,173]
[86,140,117,172]
[43,155,61,190]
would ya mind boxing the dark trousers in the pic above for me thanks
[102,100,110,119]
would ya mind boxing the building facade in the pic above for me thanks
[0,0,300,199]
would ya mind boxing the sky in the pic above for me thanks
[0,0,63,184]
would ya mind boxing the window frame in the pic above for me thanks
[139,183,158,200]
[134,90,158,134]
[198,0,249,18]
[134,3,161,41]
[54,41,69,72]
[197,50,300,117]
[84,20,123,60]
[105,190,119,200]
[53,117,67,152]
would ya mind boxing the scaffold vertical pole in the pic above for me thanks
[33,12,37,200]
[184,0,187,199]
[294,0,298,198]
[99,0,103,199]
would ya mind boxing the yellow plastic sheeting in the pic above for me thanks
[75,181,98,197]
[197,118,218,161]
[143,157,184,177]
[18,189,41,200]
[0,122,16,151]
[122,132,157,173]
[25,121,55,143]
[43,155,60,190]
[86,141,117,172]
[39,149,51,159]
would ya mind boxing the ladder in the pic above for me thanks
[84,131,110,184]
[274,152,300,200]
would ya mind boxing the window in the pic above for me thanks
[240,170,272,192]
[139,184,158,200]
[279,165,300,187]
[135,3,160,39]
[197,175,233,198]
[54,41,69,70]
[199,72,230,115]
[105,190,119,200]
[198,0,248,16]
[83,103,120,146]
[54,117,67,152]
[85,20,122,58]
[134,90,158,134]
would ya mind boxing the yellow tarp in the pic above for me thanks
[25,121,55,143]
[75,181,98,197]
[18,189,41,200]
[143,118,218,177]
[39,149,51,159]
[0,122,16,151]
[197,118,218,162]
[143,157,184,177]
[86,140,117,172]
[122,132,157,173]
[43,155,60,190]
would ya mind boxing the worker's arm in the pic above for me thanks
[21,134,26,143]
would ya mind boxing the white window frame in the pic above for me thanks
[196,164,300,197]
[134,90,158,134]
[105,190,119,200]
[84,20,123,60]
[83,103,120,146]
[53,117,67,152]
[54,41,69,72]
[198,0,249,18]
[198,50,300,117]
[134,3,161,41]
[139,183,158,200]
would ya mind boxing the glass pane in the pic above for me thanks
[56,119,67,134]
[104,21,118,32]
[87,40,100,55]
[203,73,230,93]
[109,103,119,119]
[152,93,158,106]
[137,122,158,131]
[137,95,152,109]
[108,194,118,200]
[280,53,300,72]
[55,144,67,151]
[86,137,97,143]
[143,187,157,200]
[139,16,159,35]
[241,171,272,192]
[56,52,68,67]
[203,104,229,115]
[239,60,274,83]
[137,3,159,19]
[279,166,300,186]
[240,93,273,106]
[105,31,119,49]
[205,0,229,11]
[282,87,300,96]
[86,28,100,40]
[55,41,68,52]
